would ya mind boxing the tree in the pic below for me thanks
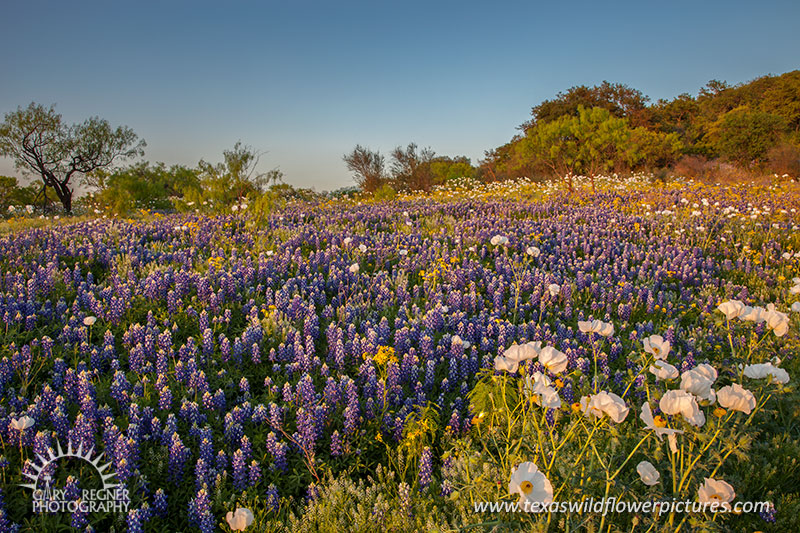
[519,106,634,191]
[191,142,282,209]
[0,102,145,213]
[429,156,475,184]
[391,143,435,191]
[522,81,651,130]
[342,145,385,192]
[711,107,787,166]
[92,162,201,214]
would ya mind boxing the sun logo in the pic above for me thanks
[19,439,119,493]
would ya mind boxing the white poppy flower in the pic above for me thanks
[10,416,35,431]
[792,302,800,313]
[538,346,568,374]
[643,335,670,360]
[580,391,629,423]
[503,343,540,365]
[494,355,519,374]
[639,402,683,439]
[348,263,359,274]
[660,390,705,427]
[649,360,679,380]
[739,306,766,323]
[399,249,408,256]
[717,300,746,320]
[763,304,790,337]
[697,478,735,506]
[343,237,352,245]
[658,390,706,427]
[547,283,561,297]
[636,461,660,486]
[226,508,254,531]
[680,368,716,404]
[717,383,756,414]
[526,246,541,257]
[83,316,97,327]
[508,462,553,506]
[525,372,562,408]
[743,362,790,384]
[490,235,509,246]
[358,244,367,252]
[577,319,614,337]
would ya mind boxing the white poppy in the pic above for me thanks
[636,461,660,486]
[639,402,683,440]
[494,355,519,374]
[490,235,509,246]
[508,462,553,506]
[717,383,756,414]
[743,362,790,384]
[792,302,800,313]
[643,335,670,360]
[697,478,735,506]
[580,391,629,423]
[358,244,367,252]
[525,372,561,409]
[399,249,408,256]
[649,360,679,380]
[348,264,359,274]
[343,237,353,245]
[547,284,561,297]
[225,508,254,531]
[83,316,97,327]
[659,389,705,427]
[717,300,746,320]
[578,319,614,337]
[763,304,790,337]
[503,343,540,365]
[538,346,568,374]
[10,416,34,431]
[526,246,540,257]
[739,306,766,323]
[680,368,716,404]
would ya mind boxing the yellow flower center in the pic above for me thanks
[652,346,660,356]
[520,480,534,495]
[654,415,667,428]
[714,407,727,418]
[571,402,581,413]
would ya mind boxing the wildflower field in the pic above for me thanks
[1,177,799,532]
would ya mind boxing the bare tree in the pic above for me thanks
[343,145,385,192]
[391,143,435,192]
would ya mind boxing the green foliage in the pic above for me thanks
[373,183,397,202]
[486,70,800,183]
[523,81,651,130]
[711,107,788,166]
[0,175,38,210]
[429,156,476,184]
[186,141,283,210]
[91,162,200,214]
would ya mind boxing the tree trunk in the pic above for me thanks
[52,181,72,213]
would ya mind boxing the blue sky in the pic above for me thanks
[1,0,798,191]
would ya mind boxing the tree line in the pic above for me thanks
[2,70,798,212]
[346,70,800,193]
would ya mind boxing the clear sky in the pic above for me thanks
[1,0,798,191]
